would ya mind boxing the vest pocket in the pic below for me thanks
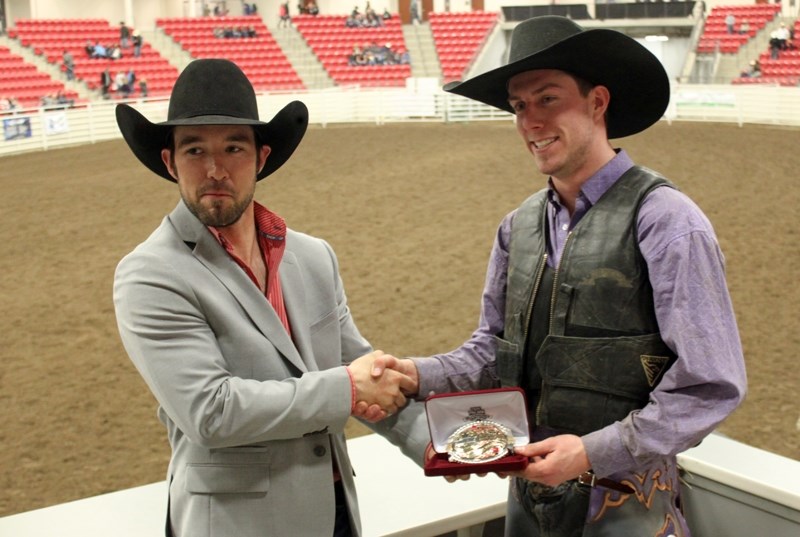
[493,334,521,387]
[534,334,674,435]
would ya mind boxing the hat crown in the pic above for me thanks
[508,16,584,63]
[167,59,259,122]
[115,58,309,182]
[442,15,670,139]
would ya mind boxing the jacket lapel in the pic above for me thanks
[279,250,318,372]
[168,201,307,374]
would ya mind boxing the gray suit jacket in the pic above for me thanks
[114,200,427,537]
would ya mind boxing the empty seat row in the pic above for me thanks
[154,16,304,92]
[732,75,797,86]
[431,11,497,83]
[10,18,180,98]
[156,15,260,26]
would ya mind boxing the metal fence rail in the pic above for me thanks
[1,83,798,159]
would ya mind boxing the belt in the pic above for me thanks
[576,471,634,494]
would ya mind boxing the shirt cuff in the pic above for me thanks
[345,366,357,413]
[411,357,443,399]
[582,423,637,478]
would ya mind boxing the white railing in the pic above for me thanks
[1,83,799,159]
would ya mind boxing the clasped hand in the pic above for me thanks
[347,351,419,422]
[347,351,419,419]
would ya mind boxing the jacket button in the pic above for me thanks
[313,445,326,457]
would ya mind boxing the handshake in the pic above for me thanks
[347,350,419,421]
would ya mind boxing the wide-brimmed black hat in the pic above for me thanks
[116,58,308,181]
[444,16,670,139]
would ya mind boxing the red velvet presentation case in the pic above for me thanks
[424,387,531,477]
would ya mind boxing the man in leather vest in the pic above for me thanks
[368,16,747,537]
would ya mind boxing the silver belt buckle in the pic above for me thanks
[577,471,597,487]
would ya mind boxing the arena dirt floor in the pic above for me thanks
[1,120,798,516]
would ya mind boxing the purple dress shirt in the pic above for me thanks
[413,150,747,477]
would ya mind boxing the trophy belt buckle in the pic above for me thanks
[445,419,515,464]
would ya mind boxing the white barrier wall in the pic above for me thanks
[1,83,799,160]
[1,433,798,536]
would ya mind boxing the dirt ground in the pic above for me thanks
[1,121,798,517]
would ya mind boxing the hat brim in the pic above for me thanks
[443,29,670,139]
[116,100,309,182]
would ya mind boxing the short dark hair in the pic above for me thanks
[567,71,596,97]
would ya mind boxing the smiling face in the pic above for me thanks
[507,69,614,187]
[162,124,271,229]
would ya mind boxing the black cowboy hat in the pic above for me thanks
[115,58,308,182]
[443,16,670,139]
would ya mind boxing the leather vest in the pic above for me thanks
[496,166,677,436]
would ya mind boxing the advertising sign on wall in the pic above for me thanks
[3,117,32,141]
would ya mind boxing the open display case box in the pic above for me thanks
[424,387,531,477]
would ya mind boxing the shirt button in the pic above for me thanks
[561,224,569,231]
[313,445,327,457]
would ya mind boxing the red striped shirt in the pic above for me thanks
[209,202,291,337]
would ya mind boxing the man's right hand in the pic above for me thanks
[369,354,419,395]
[347,351,415,416]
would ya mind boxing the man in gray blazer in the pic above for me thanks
[113,59,425,537]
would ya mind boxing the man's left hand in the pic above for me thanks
[504,434,591,487]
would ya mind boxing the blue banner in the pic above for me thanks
[3,117,32,141]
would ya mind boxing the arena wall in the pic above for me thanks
[2,83,799,159]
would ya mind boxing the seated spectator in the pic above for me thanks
[306,0,319,15]
[398,49,410,64]
[0,96,20,111]
[740,59,761,78]
[115,70,131,97]
[347,42,408,66]
[91,42,107,59]
[364,8,382,27]
[40,94,57,109]
[348,45,365,65]
[108,43,122,60]
[139,78,148,98]
[245,26,257,37]
[54,90,75,108]
[382,8,392,20]
[739,19,750,35]
[85,40,96,57]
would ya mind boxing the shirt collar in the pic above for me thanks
[547,149,634,207]
[208,201,286,245]
[252,201,286,242]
